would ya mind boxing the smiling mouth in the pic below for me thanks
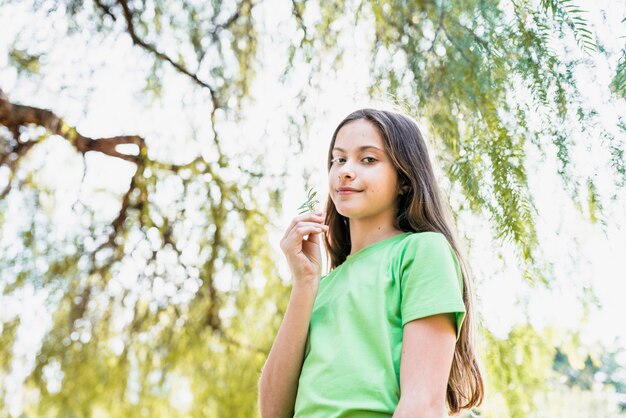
[338,190,361,195]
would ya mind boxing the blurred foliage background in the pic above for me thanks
[0,0,625,417]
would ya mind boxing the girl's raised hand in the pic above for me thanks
[279,211,328,289]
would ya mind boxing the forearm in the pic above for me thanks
[258,284,318,418]
[392,397,445,418]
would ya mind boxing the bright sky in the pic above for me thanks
[1,0,625,414]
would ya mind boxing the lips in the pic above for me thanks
[337,187,362,195]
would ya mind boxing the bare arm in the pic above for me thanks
[258,210,328,418]
[258,284,318,418]
[393,313,457,418]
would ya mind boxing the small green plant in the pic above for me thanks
[297,187,320,214]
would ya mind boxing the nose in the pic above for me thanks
[337,163,355,181]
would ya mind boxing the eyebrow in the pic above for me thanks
[332,145,383,152]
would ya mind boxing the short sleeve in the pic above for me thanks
[399,232,466,341]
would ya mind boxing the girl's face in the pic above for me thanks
[329,119,400,223]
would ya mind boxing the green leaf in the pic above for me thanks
[296,187,320,214]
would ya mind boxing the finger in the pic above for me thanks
[283,212,326,238]
[282,223,326,251]
[288,222,328,241]
[304,220,329,247]
[304,225,325,246]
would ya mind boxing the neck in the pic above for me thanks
[347,218,403,255]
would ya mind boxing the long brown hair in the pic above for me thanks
[322,108,484,414]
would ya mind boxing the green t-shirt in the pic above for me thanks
[293,231,466,418]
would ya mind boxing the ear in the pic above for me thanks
[399,183,410,195]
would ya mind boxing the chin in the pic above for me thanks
[333,206,351,218]
[335,206,365,219]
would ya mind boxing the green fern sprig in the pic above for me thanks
[610,17,626,100]
[541,0,597,55]
[297,187,320,214]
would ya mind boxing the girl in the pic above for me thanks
[258,109,484,418]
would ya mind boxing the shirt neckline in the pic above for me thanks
[344,231,412,263]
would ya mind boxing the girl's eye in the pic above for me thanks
[330,157,376,164]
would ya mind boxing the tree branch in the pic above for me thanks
[211,3,244,35]
[441,23,472,63]
[115,0,221,110]
[291,0,310,47]
[0,88,145,164]
[93,0,117,21]
[428,1,446,53]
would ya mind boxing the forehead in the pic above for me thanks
[333,119,384,152]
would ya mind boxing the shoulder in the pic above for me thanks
[395,231,451,256]
[393,231,459,272]
[402,230,448,244]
